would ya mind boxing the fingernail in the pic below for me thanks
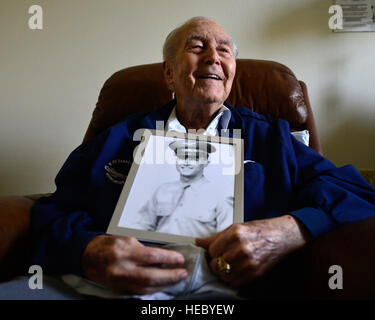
[179,270,188,278]
[176,255,184,264]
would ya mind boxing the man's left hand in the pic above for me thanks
[195,215,310,287]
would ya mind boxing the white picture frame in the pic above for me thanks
[107,129,244,245]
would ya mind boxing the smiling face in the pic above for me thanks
[164,19,236,106]
[176,158,207,179]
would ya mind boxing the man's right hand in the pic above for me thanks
[81,235,188,295]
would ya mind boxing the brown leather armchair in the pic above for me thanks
[0,59,374,299]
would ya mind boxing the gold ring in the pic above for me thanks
[216,256,231,275]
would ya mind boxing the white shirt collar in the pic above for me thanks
[165,105,231,136]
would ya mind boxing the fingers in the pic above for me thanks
[109,265,189,295]
[200,229,241,258]
[208,253,260,288]
[200,221,296,288]
[197,225,263,287]
[195,233,220,249]
[83,235,189,294]
[195,225,232,250]
[93,236,185,267]
[208,246,243,277]
[136,266,188,287]
[134,246,185,266]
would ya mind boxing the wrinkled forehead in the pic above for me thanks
[179,20,232,48]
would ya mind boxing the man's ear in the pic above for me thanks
[163,60,174,91]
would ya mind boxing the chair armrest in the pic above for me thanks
[306,217,375,299]
[0,194,48,281]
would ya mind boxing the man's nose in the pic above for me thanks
[203,45,220,65]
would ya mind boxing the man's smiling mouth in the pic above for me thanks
[197,74,223,81]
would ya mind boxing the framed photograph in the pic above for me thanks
[107,129,244,245]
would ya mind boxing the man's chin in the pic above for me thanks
[194,93,226,105]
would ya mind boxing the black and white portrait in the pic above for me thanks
[110,132,241,242]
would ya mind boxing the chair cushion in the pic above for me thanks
[227,59,308,129]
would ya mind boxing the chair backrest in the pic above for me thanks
[83,59,322,154]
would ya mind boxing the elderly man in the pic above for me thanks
[30,17,375,296]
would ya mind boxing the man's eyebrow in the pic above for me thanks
[218,39,232,47]
[185,35,233,51]
[185,34,206,44]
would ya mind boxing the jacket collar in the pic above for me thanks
[138,100,176,130]
[138,99,240,134]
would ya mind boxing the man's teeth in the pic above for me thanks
[200,74,221,80]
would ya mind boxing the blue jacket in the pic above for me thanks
[30,101,375,275]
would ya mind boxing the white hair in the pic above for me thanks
[162,17,238,61]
